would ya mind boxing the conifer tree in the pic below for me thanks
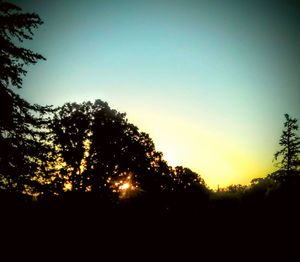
[0,1,52,193]
[274,114,300,175]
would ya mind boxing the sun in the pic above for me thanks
[119,182,130,191]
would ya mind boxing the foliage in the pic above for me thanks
[0,1,45,90]
[0,1,52,193]
[274,114,300,174]
[46,100,207,198]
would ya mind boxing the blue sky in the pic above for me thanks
[14,0,300,188]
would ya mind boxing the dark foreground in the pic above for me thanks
[1,189,299,261]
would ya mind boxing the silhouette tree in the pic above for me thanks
[48,102,92,193]
[0,1,52,193]
[49,100,206,198]
[171,166,205,191]
[0,1,45,90]
[274,114,300,176]
[48,100,126,195]
[90,100,204,196]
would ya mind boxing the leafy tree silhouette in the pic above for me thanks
[171,166,206,192]
[48,99,208,200]
[49,102,92,193]
[0,1,52,193]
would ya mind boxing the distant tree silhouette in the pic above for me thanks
[212,184,247,204]
[170,166,206,192]
[0,1,52,193]
[244,177,279,202]
[274,114,300,176]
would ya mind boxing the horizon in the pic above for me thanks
[13,0,300,188]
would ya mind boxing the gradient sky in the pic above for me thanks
[13,0,300,188]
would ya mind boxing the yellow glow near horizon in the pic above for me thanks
[47,108,276,190]
[126,109,277,189]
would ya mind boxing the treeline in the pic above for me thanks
[1,98,208,199]
[1,1,300,212]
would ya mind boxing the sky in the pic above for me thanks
[13,0,300,188]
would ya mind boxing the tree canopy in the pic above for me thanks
[45,100,207,198]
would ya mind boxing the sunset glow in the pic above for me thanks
[15,0,300,188]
